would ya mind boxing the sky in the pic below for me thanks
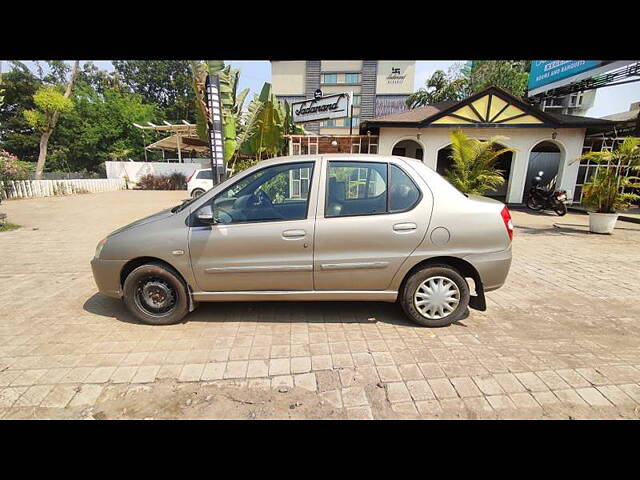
[9,60,640,118]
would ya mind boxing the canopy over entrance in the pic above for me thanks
[133,121,210,163]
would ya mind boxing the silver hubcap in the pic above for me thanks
[414,276,460,320]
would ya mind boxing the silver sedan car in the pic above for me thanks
[91,154,513,327]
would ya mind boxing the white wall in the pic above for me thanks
[271,61,306,96]
[105,161,206,183]
[379,126,587,203]
[1,179,125,200]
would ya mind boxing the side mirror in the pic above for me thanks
[195,204,215,224]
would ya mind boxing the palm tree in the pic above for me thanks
[576,137,640,213]
[445,129,515,195]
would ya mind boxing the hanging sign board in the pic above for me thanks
[292,93,351,123]
[205,74,225,176]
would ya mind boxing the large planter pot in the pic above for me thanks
[588,212,619,234]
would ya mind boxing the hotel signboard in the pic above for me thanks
[292,93,351,123]
[525,60,639,96]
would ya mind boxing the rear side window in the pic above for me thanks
[326,161,420,217]
[196,170,213,180]
[389,165,420,212]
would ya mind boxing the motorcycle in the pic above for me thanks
[525,171,568,216]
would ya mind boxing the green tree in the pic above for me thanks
[407,61,531,109]
[51,81,156,172]
[23,60,80,179]
[445,129,515,195]
[0,62,46,163]
[113,60,195,122]
[406,69,468,109]
[468,61,530,97]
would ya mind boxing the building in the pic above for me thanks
[539,89,597,116]
[574,101,640,204]
[271,61,415,135]
[359,86,614,205]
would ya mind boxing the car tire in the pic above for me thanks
[191,188,205,198]
[400,265,470,327]
[123,262,190,325]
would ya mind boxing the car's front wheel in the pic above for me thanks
[191,188,205,198]
[400,265,470,327]
[123,262,190,325]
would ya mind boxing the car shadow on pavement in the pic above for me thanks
[82,292,450,327]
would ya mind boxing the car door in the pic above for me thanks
[189,159,319,292]
[313,157,431,291]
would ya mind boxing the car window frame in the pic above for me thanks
[196,160,316,226]
[324,160,422,219]
[388,163,423,214]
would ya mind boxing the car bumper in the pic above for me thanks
[464,246,512,292]
[90,257,126,299]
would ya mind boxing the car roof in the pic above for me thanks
[254,153,423,168]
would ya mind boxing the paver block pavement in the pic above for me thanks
[2,192,640,419]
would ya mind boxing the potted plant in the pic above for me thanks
[575,138,640,234]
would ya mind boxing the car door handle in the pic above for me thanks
[282,229,306,239]
[393,222,417,232]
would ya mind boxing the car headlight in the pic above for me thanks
[95,237,108,259]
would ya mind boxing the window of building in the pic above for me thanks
[352,94,361,106]
[345,73,360,84]
[289,167,311,199]
[322,73,337,84]
[321,119,336,127]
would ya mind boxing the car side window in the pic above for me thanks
[326,162,388,217]
[326,161,420,217]
[211,162,314,224]
[389,164,421,212]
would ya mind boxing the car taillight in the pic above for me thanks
[186,171,195,183]
[500,206,513,241]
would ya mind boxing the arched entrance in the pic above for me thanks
[435,143,513,202]
[525,141,562,193]
[392,139,424,160]
[436,145,454,177]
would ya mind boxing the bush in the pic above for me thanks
[0,150,29,183]
[1,151,29,198]
[137,172,187,190]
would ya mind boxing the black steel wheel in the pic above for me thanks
[123,262,190,325]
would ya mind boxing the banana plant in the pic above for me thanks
[238,83,284,161]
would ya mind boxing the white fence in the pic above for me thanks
[105,161,207,183]
[0,178,125,200]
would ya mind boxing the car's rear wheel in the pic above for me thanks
[400,265,470,327]
[191,188,205,198]
[123,262,189,325]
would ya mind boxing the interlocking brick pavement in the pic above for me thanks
[1,191,640,419]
